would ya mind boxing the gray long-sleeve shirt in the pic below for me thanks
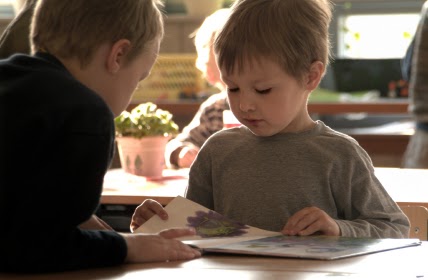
[186,121,409,238]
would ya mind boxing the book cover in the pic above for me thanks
[135,196,421,260]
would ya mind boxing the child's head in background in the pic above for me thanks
[214,0,333,136]
[193,8,230,91]
[29,0,165,115]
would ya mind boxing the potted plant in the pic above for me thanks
[114,102,179,178]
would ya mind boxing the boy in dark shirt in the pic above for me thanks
[0,0,200,273]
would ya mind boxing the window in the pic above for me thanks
[339,13,419,58]
[331,1,424,59]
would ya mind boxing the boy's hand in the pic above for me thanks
[130,199,168,232]
[122,228,201,263]
[281,207,340,236]
[177,146,198,168]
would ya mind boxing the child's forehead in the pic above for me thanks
[220,55,284,75]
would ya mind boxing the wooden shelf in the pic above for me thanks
[129,100,410,116]
[307,101,409,114]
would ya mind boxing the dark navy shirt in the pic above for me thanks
[0,53,127,272]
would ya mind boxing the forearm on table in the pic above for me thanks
[79,214,114,231]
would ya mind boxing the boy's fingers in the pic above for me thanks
[159,227,197,239]
[297,221,321,236]
[282,207,319,235]
[130,216,145,231]
[145,200,168,219]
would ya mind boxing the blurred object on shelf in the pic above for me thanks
[310,88,377,103]
[164,0,186,14]
[164,0,235,14]
[387,79,409,98]
[183,0,224,17]
[132,53,217,102]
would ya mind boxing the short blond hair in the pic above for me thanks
[215,0,333,84]
[194,8,230,50]
[31,0,164,67]
[193,8,230,72]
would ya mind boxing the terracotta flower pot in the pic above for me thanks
[116,136,170,178]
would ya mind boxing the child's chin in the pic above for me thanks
[248,128,276,137]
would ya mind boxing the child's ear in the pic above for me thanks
[306,61,325,91]
[106,39,132,73]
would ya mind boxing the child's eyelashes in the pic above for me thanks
[256,88,272,94]
[227,87,240,93]
[227,87,272,94]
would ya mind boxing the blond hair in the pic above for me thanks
[30,0,164,67]
[190,8,230,69]
[194,8,230,50]
[215,0,333,84]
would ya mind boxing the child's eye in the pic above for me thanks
[256,88,272,94]
[227,87,239,93]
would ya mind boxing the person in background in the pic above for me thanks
[165,9,230,168]
[0,0,200,273]
[185,0,409,238]
[401,0,428,169]
[0,0,36,59]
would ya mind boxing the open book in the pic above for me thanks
[135,196,421,260]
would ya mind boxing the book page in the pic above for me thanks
[135,196,279,247]
[135,196,421,259]
[204,235,422,260]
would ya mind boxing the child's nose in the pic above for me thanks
[239,91,256,112]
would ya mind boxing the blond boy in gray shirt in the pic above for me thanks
[187,122,408,237]
[186,0,409,238]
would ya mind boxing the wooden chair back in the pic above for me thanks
[400,205,428,241]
